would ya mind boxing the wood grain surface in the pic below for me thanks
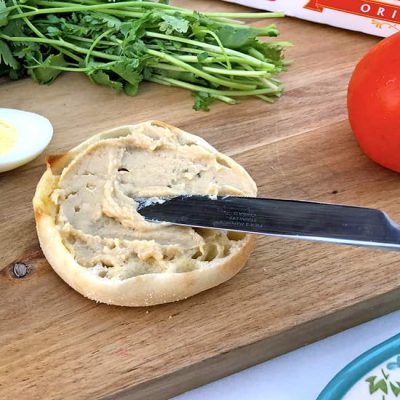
[1,1,397,399]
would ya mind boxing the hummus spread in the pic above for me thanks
[52,123,255,280]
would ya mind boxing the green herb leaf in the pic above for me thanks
[124,82,139,96]
[89,70,123,92]
[158,13,189,35]
[27,53,67,84]
[46,26,62,37]
[13,42,41,64]
[123,38,148,58]
[111,58,142,86]
[0,39,19,69]
[119,14,150,40]
[192,91,215,111]
[0,0,9,27]
[94,12,121,29]
[214,26,259,49]
[197,52,209,62]
[82,12,121,30]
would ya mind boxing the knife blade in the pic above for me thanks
[136,195,400,251]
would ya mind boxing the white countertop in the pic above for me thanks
[174,311,400,400]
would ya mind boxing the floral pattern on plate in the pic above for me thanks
[318,334,400,400]
[344,355,400,399]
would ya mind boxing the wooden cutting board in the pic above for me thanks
[1,1,398,399]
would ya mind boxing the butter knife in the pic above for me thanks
[136,196,400,251]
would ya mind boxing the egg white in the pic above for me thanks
[0,108,53,173]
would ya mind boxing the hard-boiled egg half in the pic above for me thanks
[0,108,53,173]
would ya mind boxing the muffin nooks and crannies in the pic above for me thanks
[33,121,257,306]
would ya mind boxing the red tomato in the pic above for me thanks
[348,32,400,172]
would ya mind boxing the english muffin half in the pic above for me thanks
[33,121,257,306]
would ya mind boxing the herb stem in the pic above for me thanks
[0,34,119,61]
[36,0,284,19]
[64,34,119,46]
[248,48,266,61]
[27,64,87,72]
[195,28,231,70]
[149,63,186,73]
[202,66,268,77]
[145,31,275,71]
[213,95,237,105]
[4,4,38,12]
[146,49,257,90]
[8,0,191,20]
[174,54,258,68]
[202,12,284,19]
[256,95,275,103]
[148,74,279,97]
[84,28,114,65]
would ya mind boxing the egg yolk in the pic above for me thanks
[0,119,17,155]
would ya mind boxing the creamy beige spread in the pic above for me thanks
[52,124,255,280]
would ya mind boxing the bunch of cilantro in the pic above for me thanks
[0,0,292,110]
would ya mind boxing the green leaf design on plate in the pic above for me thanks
[390,381,400,397]
[366,375,388,395]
